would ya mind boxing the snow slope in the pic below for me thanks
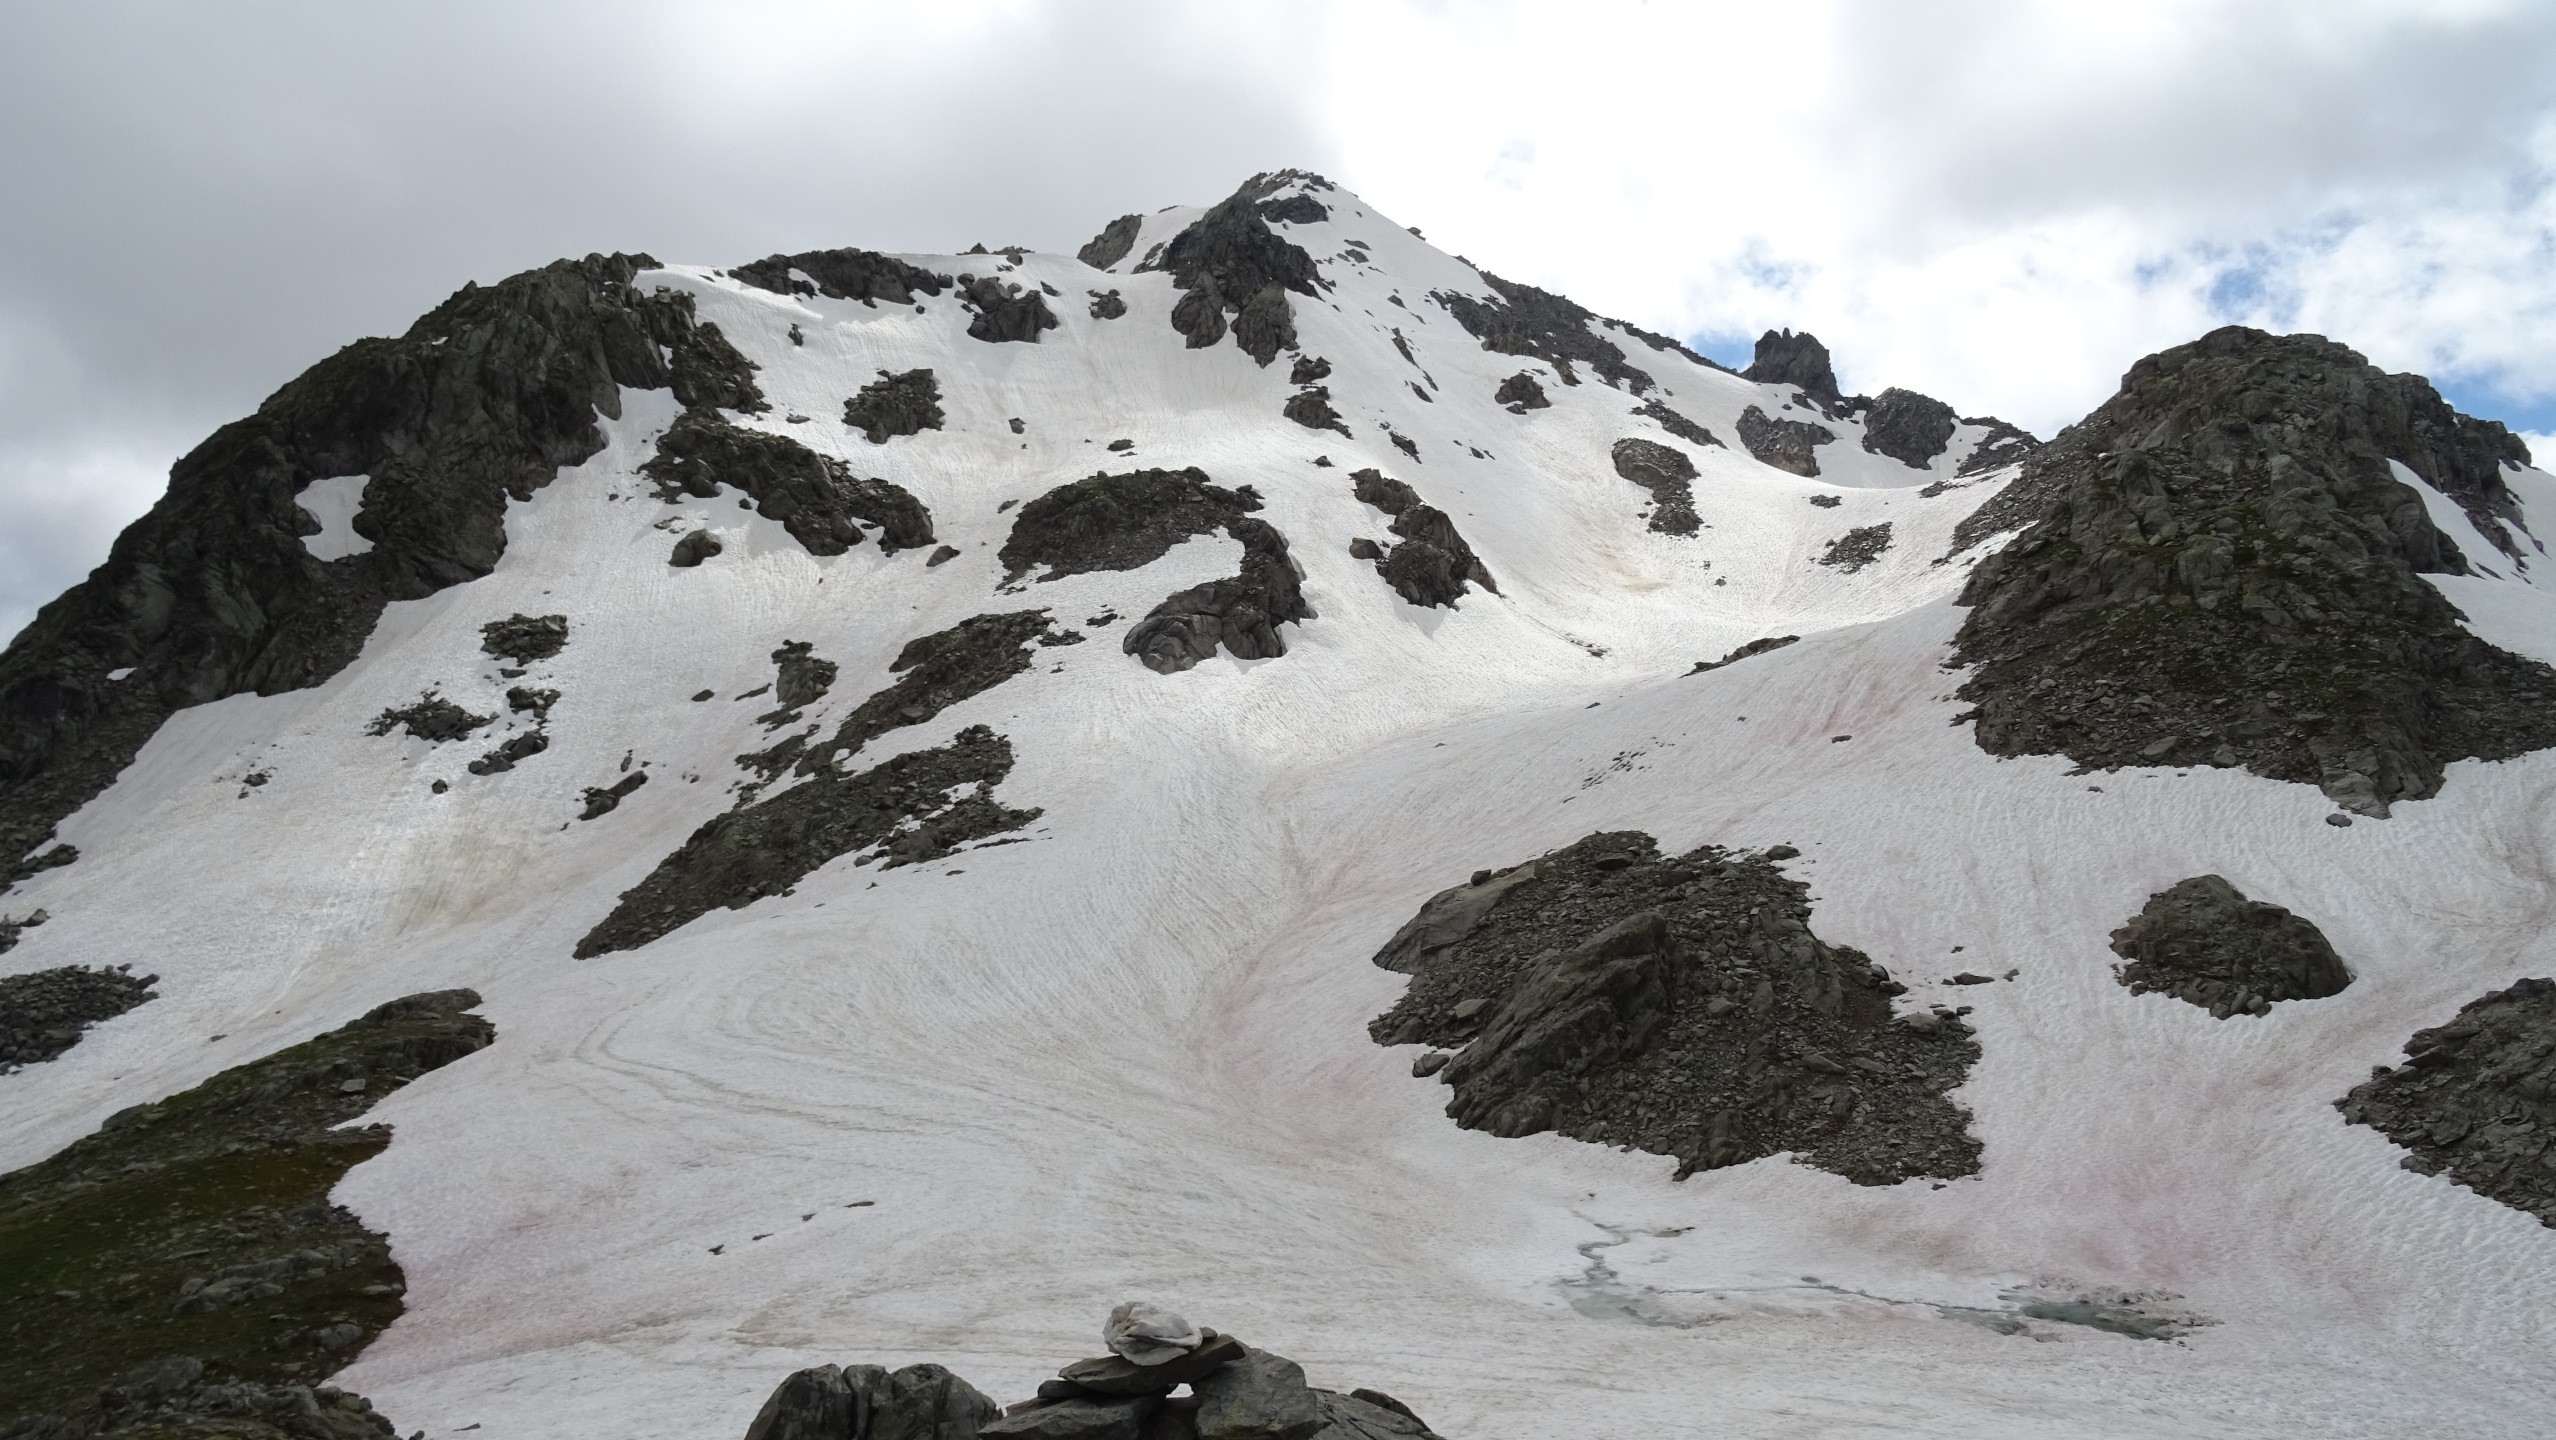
[5,176,2554,1438]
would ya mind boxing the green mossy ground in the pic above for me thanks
[0,991,493,1435]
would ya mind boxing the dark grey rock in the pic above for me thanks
[1634,398,1720,449]
[1736,406,1835,477]
[1494,372,1548,412]
[1441,912,1679,1137]
[1349,469,1496,607]
[928,546,962,567]
[506,686,557,720]
[578,725,1039,957]
[479,613,567,665]
[467,729,548,776]
[960,278,1061,345]
[843,369,948,446]
[1311,1391,1440,1440]
[647,409,933,554]
[670,530,724,567]
[1138,176,1323,367]
[1860,388,1958,468]
[2337,976,2556,1226]
[1609,439,1701,536]
[0,964,156,1071]
[366,693,491,743]
[1347,538,1382,561]
[1688,636,1799,674]
[1087,290,1128,321]
[1742,329,1845,415]
[1429,274,1654,393]
[1410,1051,1450,1078]
[2110,876,2351,1016]
[1809,494,1841,508]
[0,251,768,878]
[1951,326,2556,814]
[861,1363,1003,1440]
[1816,523,1893,574]
[732,249,951,305]
[1079,216,1143,271]
[1000,469,1260,583]
[1256,194,1329,226]
[742,1364,853,1440]
[1289,355,1331,386]
[1370,832,1978,1185]
[1952,415,2042,479]
[1122,516,1312,674]
[1282,388,1351,437]
[1190,1349,1321,1440]
[982,1397,1153,1440]
[577,770,647,821]
[1058,1333,1244,1397]
[772,642,838,709]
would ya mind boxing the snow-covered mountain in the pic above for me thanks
[5,171,2554,1440]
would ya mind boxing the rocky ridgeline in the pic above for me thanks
[1135,173,1327,366]
[2338,977,2556,1227]
[0,252,766,876]
[1736,329,2032,476]
[0,991,494,1440]
[1369,832,1979,1186]
[2108,876,2351,1018]
[1951,326,2554,817]
[744,1304,1441,1440]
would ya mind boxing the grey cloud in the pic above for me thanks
[0,0,1333,641]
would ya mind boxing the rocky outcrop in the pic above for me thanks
[0,252,761,880]
[1742,329,1846,416]
[1860,388,1957,468]
[576,725,1038,957]
[1608,440,1701,536]
[1282,387,1350,437]
[0,991,493,1438]
[1430,274,1654,393]
[1950,326,2556,815]
[842,368,947,445]
[1494,373,1547,412]
[1256,193,1329,226]
[1633,398,1719,449]
[731,248,950,306]
[1689,635,1799,674]
[1816,523,1893,574]
[1370,831,1980,1185]
[1086,290,1126,321]
[648,410,934,554]
[1349,470,1495,608]
[745,1307,1440,1440]
[1001,469,1267,583]
[0,964,155,1072]
[1954,416,2042,478]
[366,693,490,743]
[2109,876,2351,1017]
[959,276,1061,345]
[478,613,566,665]
[1122,517,1313,674]
[769,641,838,711]
[741,611,1073,792]
[2337,976,2556,1226]
[1735,406,1834,478]
[1077,216,1143,272]
[1139,177,1323,366]
[670,530,724,568]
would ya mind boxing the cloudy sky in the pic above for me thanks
[6,0,2555,641]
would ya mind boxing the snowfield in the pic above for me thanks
[6,178,2554,1438]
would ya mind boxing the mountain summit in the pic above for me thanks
[4,173,2552,1439]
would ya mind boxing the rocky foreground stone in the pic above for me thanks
[744,1307,1440,1440]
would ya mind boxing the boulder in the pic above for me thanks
[1190,1348,1322,1440]
[1061,1333,1244,1397]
